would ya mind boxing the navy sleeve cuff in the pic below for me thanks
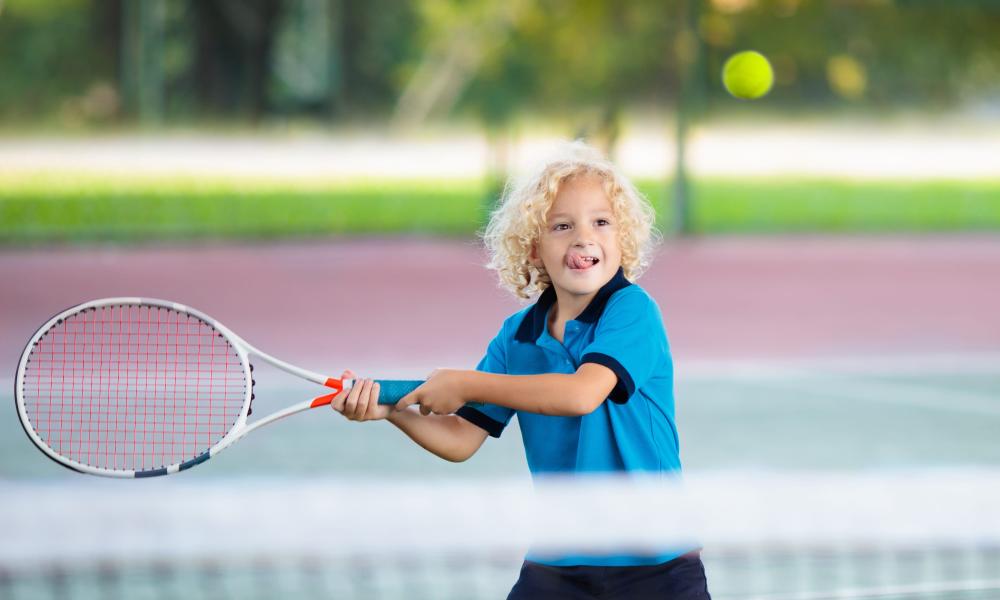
[456,405,506,438]
[581,352,634,404]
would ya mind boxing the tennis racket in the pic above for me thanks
[14,297,422,478]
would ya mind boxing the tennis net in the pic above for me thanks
[4,470,1000,599]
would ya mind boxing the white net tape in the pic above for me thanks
[4,470,1000,599]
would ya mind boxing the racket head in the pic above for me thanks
[14,298,253,478]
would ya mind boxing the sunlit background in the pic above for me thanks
[2,1,1000,599]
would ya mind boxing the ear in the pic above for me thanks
[529,241,543,268]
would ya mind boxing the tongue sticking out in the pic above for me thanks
[566,252,599,270]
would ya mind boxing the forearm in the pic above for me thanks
[387,407,487,462]
[460,370,604,416]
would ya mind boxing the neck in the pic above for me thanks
[549,288,597,325]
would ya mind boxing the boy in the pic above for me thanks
[333,141,710,599]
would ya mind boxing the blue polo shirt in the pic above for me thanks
[456,268,687,566]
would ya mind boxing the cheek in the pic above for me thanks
[603,232,623,256]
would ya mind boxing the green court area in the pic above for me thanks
[678,369,1000,471]
[3,365,997,480]
[3,174,1000,244]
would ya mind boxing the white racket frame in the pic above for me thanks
[15,297,347,478]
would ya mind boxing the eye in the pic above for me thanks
[552,223,570,231]
[596,218,611,227]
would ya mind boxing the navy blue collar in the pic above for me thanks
[514,267,632,343]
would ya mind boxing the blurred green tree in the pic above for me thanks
[2,0,998,127]
[0,0,119,127]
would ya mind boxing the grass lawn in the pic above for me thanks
[2,173,999,244]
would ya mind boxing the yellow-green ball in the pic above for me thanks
[722,51,774,100]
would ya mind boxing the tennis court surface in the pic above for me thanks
[2,235,999,599]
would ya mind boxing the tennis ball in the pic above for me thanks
[722,51,774,100]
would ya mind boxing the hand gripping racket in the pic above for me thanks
[14,298,422,478]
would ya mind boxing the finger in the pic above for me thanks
[348,379,368,420]
[395,391,418,412]
[331,389,349,412]
[364,382,381,420]
[351,378,374,420]
[342,369,357,381]
[343,379,363,418]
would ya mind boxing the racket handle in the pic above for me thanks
[375,379,424,404]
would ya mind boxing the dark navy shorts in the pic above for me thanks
[506,552,711,600]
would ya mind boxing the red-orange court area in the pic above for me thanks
[3,235,998,378]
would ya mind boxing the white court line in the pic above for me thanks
[750,376,1000,418]
[678,352,1000,381]
[676,352,1000,417]
[745,579,1000,600]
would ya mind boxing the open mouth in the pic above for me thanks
[566,254,601,270]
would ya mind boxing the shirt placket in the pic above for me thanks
[539,324,579,372]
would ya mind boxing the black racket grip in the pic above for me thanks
[374,379,424,404]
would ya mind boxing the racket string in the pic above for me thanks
[21,304,249,472]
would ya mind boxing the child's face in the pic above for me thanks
[530,175,623,301]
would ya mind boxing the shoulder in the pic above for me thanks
[506,303,535,327]
[493,303,535,341]
[605,284,661,317]
[597,284,667,336]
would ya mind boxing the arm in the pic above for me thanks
[399,363,618,417]
[330,372,488,462]
[387,408,488,462]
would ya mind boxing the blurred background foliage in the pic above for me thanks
[0,0,998,243]
[2,0,998,132]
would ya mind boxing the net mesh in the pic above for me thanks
[18,304,247,472]
[4,472,1000,600]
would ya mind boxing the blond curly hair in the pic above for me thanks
[482,141,659,300]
